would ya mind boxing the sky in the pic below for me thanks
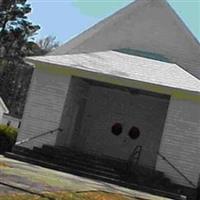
[27,0,200,44]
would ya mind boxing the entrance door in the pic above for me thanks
[78,86,169,169]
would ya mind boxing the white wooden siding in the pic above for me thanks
[156,97,200,187]
[17,69,71,148]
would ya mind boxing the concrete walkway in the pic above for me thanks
[0,155,171,200]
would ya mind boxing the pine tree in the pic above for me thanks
[0,0,40,118]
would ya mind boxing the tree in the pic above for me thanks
[37,36,59,55]
[0,0,40,118]
[0,0,40,60]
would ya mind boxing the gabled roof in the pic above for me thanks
[0,97,9,114]
[49,0,200,79]
[27,51,200,94]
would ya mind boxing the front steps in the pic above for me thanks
[5,145,196,200]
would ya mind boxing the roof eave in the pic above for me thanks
[26,58,200,102]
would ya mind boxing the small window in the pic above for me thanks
[129,126,140,140]
[111,123,122,136]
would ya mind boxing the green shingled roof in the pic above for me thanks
[114,49,171,63]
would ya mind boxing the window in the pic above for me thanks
[111,123,122,136]
[129,126,140,140]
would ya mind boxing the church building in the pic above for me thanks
[13,0,200,197]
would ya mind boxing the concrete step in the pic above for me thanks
[13,145,175,190]
[33,147,120,173]
[42,145,126,168]
[12,148,121,179]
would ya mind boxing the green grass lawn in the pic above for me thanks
[0,191,136,200]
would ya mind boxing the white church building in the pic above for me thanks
[14,0,200,195]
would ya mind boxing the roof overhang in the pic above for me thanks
[26,51,200,101]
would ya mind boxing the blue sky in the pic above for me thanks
[28,0,200,44]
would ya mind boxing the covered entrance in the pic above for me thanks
[57,77,170,169]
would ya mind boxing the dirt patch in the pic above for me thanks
[0,162,10,168]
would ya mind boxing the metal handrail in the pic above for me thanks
[130,145,142,165]
[157,152,196,188]
[15,128,63,146]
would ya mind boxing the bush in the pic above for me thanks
[0,124,18,153]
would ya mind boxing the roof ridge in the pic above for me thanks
[48,0,146,55]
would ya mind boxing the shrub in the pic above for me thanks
[0,124,18,153]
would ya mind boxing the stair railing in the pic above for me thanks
[157,152,196,188]
[133,145,142,165]
[15,128,63,146]
[128,145,142,166]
